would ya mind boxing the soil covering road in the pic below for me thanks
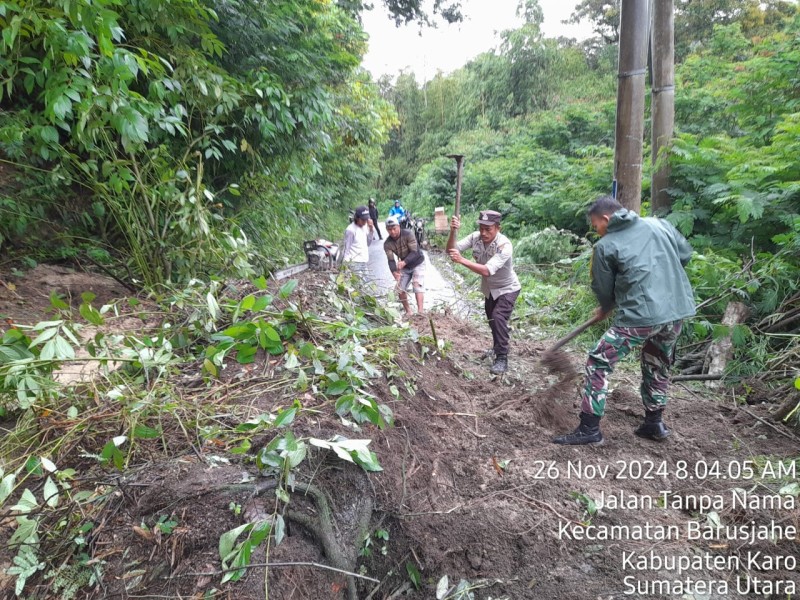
[0,263,797,599]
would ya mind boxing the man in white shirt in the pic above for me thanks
[340,205,376,286]
[447,210,521,375]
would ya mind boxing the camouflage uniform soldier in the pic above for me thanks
[553,196,696,445]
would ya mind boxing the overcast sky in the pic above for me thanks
[362,0,593,80]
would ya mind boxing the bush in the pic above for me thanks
[515,227,590,264]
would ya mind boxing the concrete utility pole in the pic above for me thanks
[613,0,650,213]
[651,0,675,214]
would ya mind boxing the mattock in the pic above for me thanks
[445,153,465,249]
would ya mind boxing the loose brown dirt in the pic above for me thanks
[0,264,132,326]
[1,267,798,600]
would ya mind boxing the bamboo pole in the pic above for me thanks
[614,0,650,213]
[651,0,675,213]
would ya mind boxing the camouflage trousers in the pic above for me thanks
[581,321,683,417]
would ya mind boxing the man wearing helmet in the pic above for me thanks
[388,200,406,220]
[384,215,425,316]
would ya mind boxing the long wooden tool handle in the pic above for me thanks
[446,155,465,249]
[453,157,463,218]
[548,313,606,353]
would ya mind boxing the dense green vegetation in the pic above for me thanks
[0,0,398,284]
[0,0,799,597]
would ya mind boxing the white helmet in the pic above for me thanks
[385,216,399,227]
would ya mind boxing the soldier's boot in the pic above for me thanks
[490,354,508,375]
[552,412,604,445]
[634,409,670,441]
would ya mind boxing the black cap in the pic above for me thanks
[477,210,502,225]
[354,205,370,221]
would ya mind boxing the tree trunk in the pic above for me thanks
[614,0,650,213]
[703,302,749,388]
[651,0,675,213]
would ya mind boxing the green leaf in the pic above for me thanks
[133,425,161,439]
[274,514,285,545]
[285,443,307,469]
[779,482,800,496]
[235,344,257,364]
[54,335,75,359]
[252,276,268,290]
[40,338,57,361]
[40,126,59,144]
[278,279,298,299]
[29,327,58,347]
[49,292,69,310]
[252,295,273,312]
[731,324,751,346]
[260,323,281,343]
[9,518,39,553]
[79,303,104,325]
[284,352,299,369]
[274,406,297,428]
[24,456,41,476]
[203,358,218,377]
[221,324,256,339]
[327,380,350,396]
[240,295,255,311]
[0,473,17,505]
[43,477,59,508]
[219,523,251,562]
[711,324,729,341]
[206,292,220,320]
[406,562,421,589]
[335,394,355,416]
[11,489,38,514]
[275,486,290,503]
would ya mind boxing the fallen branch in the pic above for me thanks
[739,407,800,444]
[702,301,749,389]
[81,252,138,293]
[672,374,723,382]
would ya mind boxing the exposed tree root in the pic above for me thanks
[236,478,374,600]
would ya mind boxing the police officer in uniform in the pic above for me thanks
[447,210,521,375]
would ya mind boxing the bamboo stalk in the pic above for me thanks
[651,0,675,212]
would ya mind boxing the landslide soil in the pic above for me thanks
[0,266,797,600]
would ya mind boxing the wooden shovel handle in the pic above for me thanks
[547,313,606,353]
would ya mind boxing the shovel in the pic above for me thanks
[540,313,606,375]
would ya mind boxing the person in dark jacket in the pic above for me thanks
[553,196,696,445]
[368,198,382,240]
[384,216,425,315]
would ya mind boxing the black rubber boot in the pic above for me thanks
[552,412,604,445]
[490,354,508,374]
[634,409,670,441]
